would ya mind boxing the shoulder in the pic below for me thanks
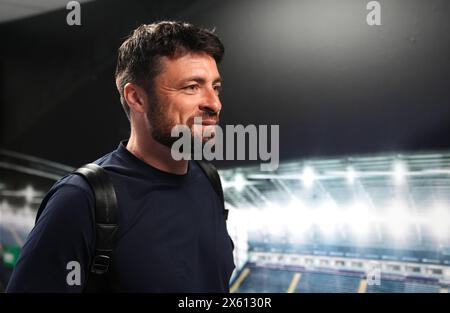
[36,173,95,228]
[39,149,121,222]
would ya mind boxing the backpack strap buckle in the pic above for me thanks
[91,254,111,275]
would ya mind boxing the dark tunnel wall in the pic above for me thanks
[0,0,449,168]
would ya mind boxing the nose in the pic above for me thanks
[199,86,222,115]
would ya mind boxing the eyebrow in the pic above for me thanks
[180,76,222,85]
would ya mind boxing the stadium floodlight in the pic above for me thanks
[346,166,357,185]
[301,166,316,188]
[393,161,407,185]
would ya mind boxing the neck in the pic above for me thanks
[126,128,189,175]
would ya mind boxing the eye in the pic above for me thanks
[183,84,199,93]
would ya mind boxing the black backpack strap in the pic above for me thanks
[73,163,119,292]
[196,160,228,220]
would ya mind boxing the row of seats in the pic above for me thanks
[366,279,441,293]
[233,266,442,293]
[295,272,360,293]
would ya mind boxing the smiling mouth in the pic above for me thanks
[201,119,218,125]
[192,117,218,126]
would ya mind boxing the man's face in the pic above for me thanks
[146,52,222,148]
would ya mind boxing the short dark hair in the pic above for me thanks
[115,21,225,120]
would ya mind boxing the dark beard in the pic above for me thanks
[146,95,197,152]
[145,93,218,154]
[146,108,179,149]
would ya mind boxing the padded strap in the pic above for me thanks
[73,163,119,291]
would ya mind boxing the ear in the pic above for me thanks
[123,83,148,114]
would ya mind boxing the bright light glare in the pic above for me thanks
[262,203,285,236]
[346,167,357,185]
[233,173,247,192]
[314,202,340,234]
[286,199,312,234]
[346,202,371,236]
[393,161,407,185]
[429,205,450,241]
[386,202,409,240]
[301,166,316,188]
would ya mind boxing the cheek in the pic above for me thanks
[163,94,200,125]
[181,103,201,124]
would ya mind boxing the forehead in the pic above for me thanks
[157,52,220,82]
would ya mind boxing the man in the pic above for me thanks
[6,21,235,292]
